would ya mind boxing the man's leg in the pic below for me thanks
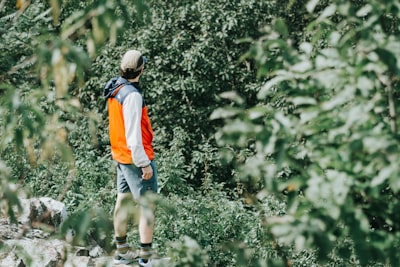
[114,163,142,238]
[139,204,154,243]
[138,161,158,264]
[113,164,139,264]
[114,192,134,238]
[138,202,155,262]
[113,192,136,263]
[117,161,158,265]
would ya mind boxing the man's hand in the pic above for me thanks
[141,165,153,180]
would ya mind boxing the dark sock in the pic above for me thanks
[115,236,129,254]
[140,242,152,262]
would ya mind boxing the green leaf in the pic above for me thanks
[289,96,317,106]
[371,166,392,187]
[219,91,245,105]
[306,0,320,13]
[210,107,241,120]
[356,4,373,17]
[317,4,337,21]
[258,74,291,99]
[274,18,288,38]
[375,48,398,75]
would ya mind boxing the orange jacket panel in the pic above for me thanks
[107,82,154,164]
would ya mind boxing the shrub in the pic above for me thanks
[154,187,279,267]
[214,0,400,265]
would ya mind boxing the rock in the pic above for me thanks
[76,247,90,256]
[1,197,172,267]
[0,218,19,240]
[89,245,104,258]
[18,197,68,229]
[88,256,114,267]
[0,197,69,267]
[64,256,92,267]
[0,256,25,267]
[2,238,67,267]
[38,197,68,227]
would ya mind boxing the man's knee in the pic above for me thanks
[115,193,134,210]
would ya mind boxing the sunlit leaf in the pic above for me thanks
[306,0,320,13]
[317,4,336,21]
[258,75,290,99]
[210,107,241,120]
[219,91,245,104]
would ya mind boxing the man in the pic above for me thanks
[103,49,157,266]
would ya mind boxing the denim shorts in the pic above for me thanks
[116,160,158,200]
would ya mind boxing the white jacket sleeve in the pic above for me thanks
[122,92,151,167]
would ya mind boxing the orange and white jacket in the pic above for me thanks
[104,77,154,167]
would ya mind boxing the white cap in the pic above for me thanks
[120,50,147,72]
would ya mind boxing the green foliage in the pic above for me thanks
[81,0,277,192]
[215,0,400,266]
[0,0,133,247]
[5,0,399,266]
[167,236,210,267]
[155,188,279,267]
[60,207,114,251]
[0,163,22,224]
[129,0,274,187]
[155,127,192,195]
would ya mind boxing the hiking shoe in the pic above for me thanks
[114,250,138,265]
[138,258,153,267]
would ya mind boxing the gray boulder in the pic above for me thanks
[18,197,68,228]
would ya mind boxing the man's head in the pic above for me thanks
[120,50,147,79]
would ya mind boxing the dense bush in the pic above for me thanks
[215,0,400,266]
[82,0,276,189]
[2,0,400,266]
